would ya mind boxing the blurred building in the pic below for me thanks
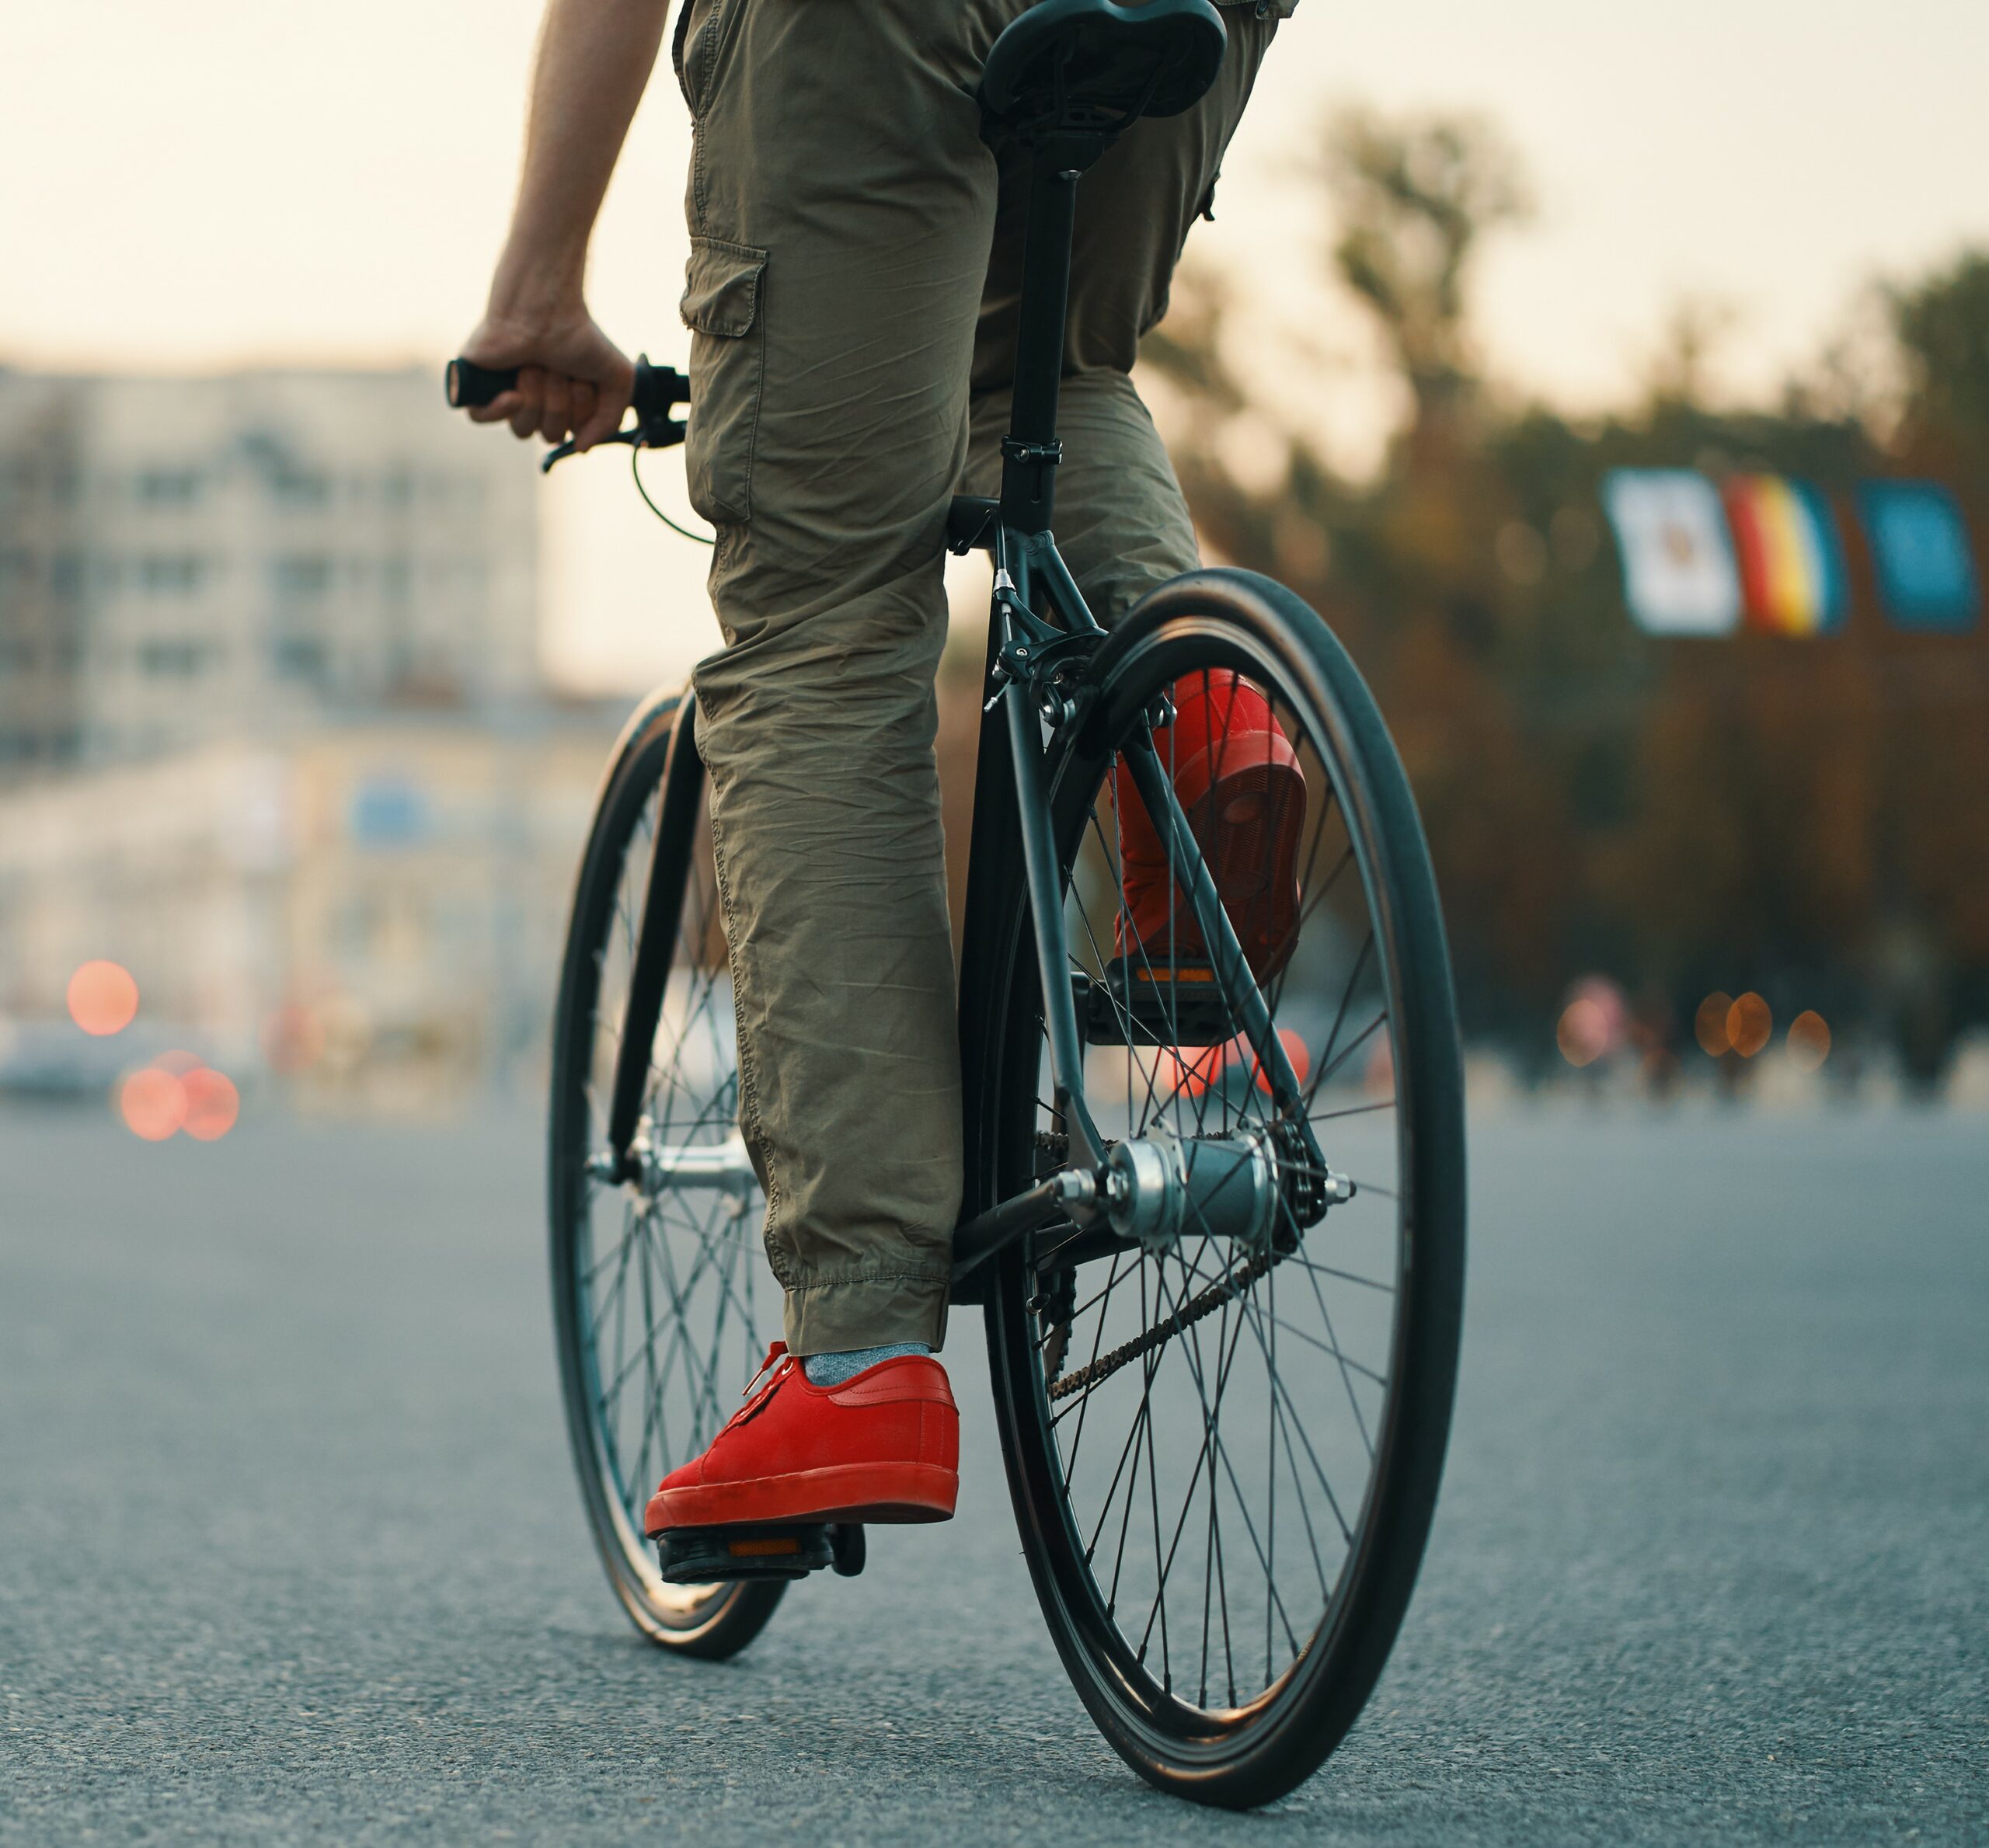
[0,361,646,1109]
[0,712,622,1109]
[0,366,538,778]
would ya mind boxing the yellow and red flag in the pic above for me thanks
[1719,476,1848,635]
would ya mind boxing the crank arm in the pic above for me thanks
[951,1168,1102,1286]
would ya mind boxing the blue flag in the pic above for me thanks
[1858,482,1980,631]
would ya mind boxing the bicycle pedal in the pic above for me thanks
[1082,959,1233,1047]
[656,1522,866,1585]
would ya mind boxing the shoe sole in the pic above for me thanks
[645,1461,957,1537]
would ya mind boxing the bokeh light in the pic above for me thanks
[181,1068,241,1142]
[1788,1011,1832,1073]
[1557,998,1609,1067]
[260,1003,326,1075]
[1726,992,1774,1058]
[1561,976,1628,1067]
[1695,992,1734,1056]
[1160,1028,1312,1100]
[119,1067,186,1141]
[1363,1034,1395,1098]
[1256,1028,1313,1096]
[1160,1042,1224,1101]
[68,960,139,1036]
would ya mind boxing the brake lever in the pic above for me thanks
[540,383,689,473]
[540,428,637,475]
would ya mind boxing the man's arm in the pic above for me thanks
[456,0,670,450]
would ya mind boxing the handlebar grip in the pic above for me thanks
[444,358,520,409]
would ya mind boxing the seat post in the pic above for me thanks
[999,148,1091,534]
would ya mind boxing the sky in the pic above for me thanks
[4,0,1987,690]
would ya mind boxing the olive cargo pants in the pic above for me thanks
[676,0,1275,1354]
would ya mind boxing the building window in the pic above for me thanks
[273,635,329,682]
[136,466,204,506]
[138,555,204,595]
[271,471,329,506]
[273,555,333,597]
[138,639,211,677]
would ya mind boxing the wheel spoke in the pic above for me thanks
[557,750,779,1642]
[1026,631,1445,1738]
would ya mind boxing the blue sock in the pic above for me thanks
[802,1342,931,1387]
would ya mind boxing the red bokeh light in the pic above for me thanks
[1160,1028,1312,1100]
[1787,1010,1831,1073]
[1726,992,1773,1058]
[68,961,139,1037]
[181,1068,241,1142]
[1558,999,1609,1067]
[120,1067,186,1141]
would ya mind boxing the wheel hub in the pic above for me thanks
[589,1129,761,1199]
[1101,1121,1349,1255]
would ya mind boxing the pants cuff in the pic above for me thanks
[782,1270,950,1357]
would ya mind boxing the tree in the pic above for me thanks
[1890,250,1989,471]
[1135,98,1989,1077]
[1321,108,1531,441]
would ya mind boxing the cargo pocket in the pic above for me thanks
[681,237,768,527]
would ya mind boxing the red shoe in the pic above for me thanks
[643,1344,959,1536]
[1113,670,1307,982]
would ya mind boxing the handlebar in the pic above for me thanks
[443,353,691,472]
[442,357,521,409]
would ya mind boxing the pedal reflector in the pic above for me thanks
[656,1523,867,1585]
[1083,958,1234,1046]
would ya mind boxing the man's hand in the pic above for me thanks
[451,0,669,452]
[458,303,634,451]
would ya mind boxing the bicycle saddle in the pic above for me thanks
[979,0,1227,139]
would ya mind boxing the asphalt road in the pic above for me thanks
[2,1102,1984,1845]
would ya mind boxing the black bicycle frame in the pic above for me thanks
[601,144,1309,1279]
[604,694,705,1184]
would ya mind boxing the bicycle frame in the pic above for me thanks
[600,144,1314,1282]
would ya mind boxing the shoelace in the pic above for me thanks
[740,1340,789,1401]
[707,1340,793,1439]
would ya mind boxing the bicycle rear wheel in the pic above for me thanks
[963,569,1466,1805]
[548,691,785,1658]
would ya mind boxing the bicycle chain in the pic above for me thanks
[1046,1248,1275,1403]
[1029,1128,1309,1397]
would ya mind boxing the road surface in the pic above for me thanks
[2,1104,1983,1843]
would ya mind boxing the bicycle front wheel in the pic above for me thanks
[963,569,1466,1805]
[547,690,785,1658]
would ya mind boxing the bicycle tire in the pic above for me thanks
[961,569,1466,1805]
[548,689,785,1659]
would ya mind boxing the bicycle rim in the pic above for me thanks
[973,572,1466,1804]
[547,694,785,1656]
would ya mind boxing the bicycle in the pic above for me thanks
[448,0,1465,1808]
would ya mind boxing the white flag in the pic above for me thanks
[1603,470,1742,635]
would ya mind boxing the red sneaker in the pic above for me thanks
[1113,670,1307,983]
[643,1344,959,1536]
